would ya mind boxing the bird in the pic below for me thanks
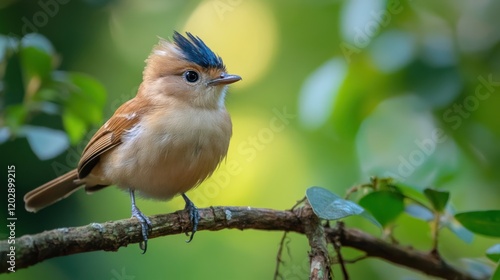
[23,31,241,253]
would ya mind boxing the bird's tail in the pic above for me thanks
[24,169,82,212]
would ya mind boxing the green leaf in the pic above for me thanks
[424,188,450,212]
[33,87,60,102]
[455,210,500,237]
[358,191,404,227]
[68,72,106,108]
[20,46,53,80]
[306,186,363,219]
[19,34,56,87]
[62,72,106,125]
[486,244,500,262]
[63,109,88,144]
[392,183,432,210]
[4,104,28,131]
[306,186,380,227]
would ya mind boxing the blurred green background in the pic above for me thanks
[1,0,499,279]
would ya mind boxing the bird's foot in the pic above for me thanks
[132,205,152,253]
[182,193,199,243]
[130,189,152,254]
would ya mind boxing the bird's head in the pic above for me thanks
[141,31,241,110]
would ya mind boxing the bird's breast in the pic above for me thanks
[103,107,232,199]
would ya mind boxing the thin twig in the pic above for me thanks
[291,196,306,211]
[273,231,289,280]
[342,254,368,264]
[431,212,441,259]
[333,222,349,280]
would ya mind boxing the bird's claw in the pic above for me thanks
[130,189,152,254]
[182,193,199,243]
[132,205,152,253]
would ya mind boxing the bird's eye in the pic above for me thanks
[184,71,199,83]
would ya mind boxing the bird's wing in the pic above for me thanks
[77,98,144,178]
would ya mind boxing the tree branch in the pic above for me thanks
[0,206,481,279]
[327,226,480,280]
[300,202,332,279]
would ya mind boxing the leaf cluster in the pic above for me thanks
[0,33,106,160]
[306,177,500,279]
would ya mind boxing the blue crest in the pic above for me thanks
[173,31,225,69]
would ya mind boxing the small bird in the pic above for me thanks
[24,31,241,252]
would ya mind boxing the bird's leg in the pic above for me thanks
[182,193,199,243]
[129,189,152,253]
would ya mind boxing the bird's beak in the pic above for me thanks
[208,73,242,86]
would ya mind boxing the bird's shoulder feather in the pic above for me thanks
[77,97,149,178]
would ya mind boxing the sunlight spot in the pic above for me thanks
[182,0,278,89]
